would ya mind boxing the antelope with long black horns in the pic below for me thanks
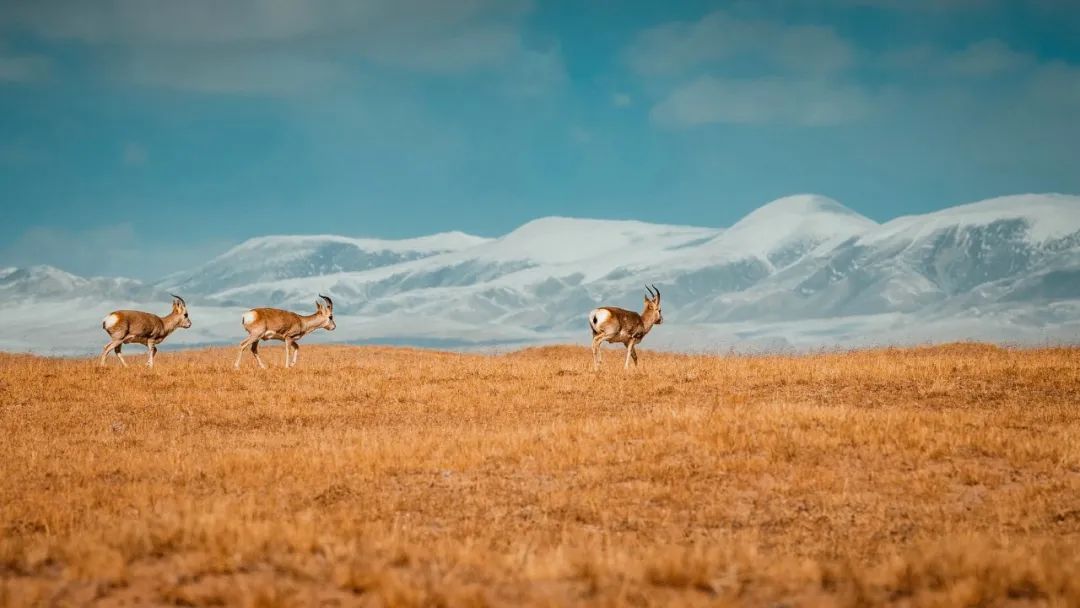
[99,294,192,367]
[587,284,663,371]
[234,294,336,369]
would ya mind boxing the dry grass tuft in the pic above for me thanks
[1,343,1078,606]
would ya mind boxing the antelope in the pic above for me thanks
[588,284,663,371]
[234,295,336,369]
[99,295,192,367]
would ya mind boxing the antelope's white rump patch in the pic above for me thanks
[589,308,611,330]
[103,313,120,330]
[242,310,258,326]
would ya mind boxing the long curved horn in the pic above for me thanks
[170,293,186,307]
[644,284,655,298]
[319,293,333,309]
[651,284,660,300]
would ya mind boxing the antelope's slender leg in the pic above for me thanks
[146,341,157,368]
[591,334,606,370]
[284,339,294,368]
[630,344,639,366]
[114,344,127,367]
[235,334,258,369]
[291,341,300,367]
[623,338,636,370]
[250,340,267,369]
[100,340,122,366]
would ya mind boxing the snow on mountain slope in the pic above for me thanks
[0,265,156,302]
[204,217,720,309]
[696,194,1080,323]
[470,216,719,268]
[809,193,1080,310]
[611,195,879,317]
[1,193,1078,354]
[691,194,877,268]
[860,194,1080,246]
[161,231,490,297]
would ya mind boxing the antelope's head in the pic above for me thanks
[316,294,336,331]
[644,284,662,325]
[171,294,192,328]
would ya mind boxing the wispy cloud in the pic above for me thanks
[822,0,993,10]
[651,76,870,127]
[626,10,855,77]
[944,40,1034,77]
[3,0,562,96]
[121,51,347,96]
[629,10,866,128]
[883,39,1035,78]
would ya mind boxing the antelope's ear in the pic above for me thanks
[314,300,324,311]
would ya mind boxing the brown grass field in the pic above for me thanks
[1,343,1079,606]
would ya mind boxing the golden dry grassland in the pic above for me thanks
[1,343,1079,606]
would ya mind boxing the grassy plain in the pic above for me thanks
[1,343,1078,606]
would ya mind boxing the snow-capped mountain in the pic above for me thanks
[159,231,490,297]
[2,193,1078,355]
[0,265,159,301]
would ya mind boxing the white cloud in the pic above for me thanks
[626,10,854,77]
[2,0,560,96]
[361,22,521,74]
[627,10,865,128]
[651,75,871,127]
[882,39,1035,78]
[2,0,529,48]
[122,51,346,96]
[884,39,1034,78]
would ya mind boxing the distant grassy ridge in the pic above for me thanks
[2,344,1078,606]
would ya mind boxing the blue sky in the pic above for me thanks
[1,0,1079,278]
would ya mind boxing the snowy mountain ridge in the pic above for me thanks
[1,193,1078,354]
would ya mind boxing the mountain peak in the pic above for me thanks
[733,194,874,229]
[694,195,877,267]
